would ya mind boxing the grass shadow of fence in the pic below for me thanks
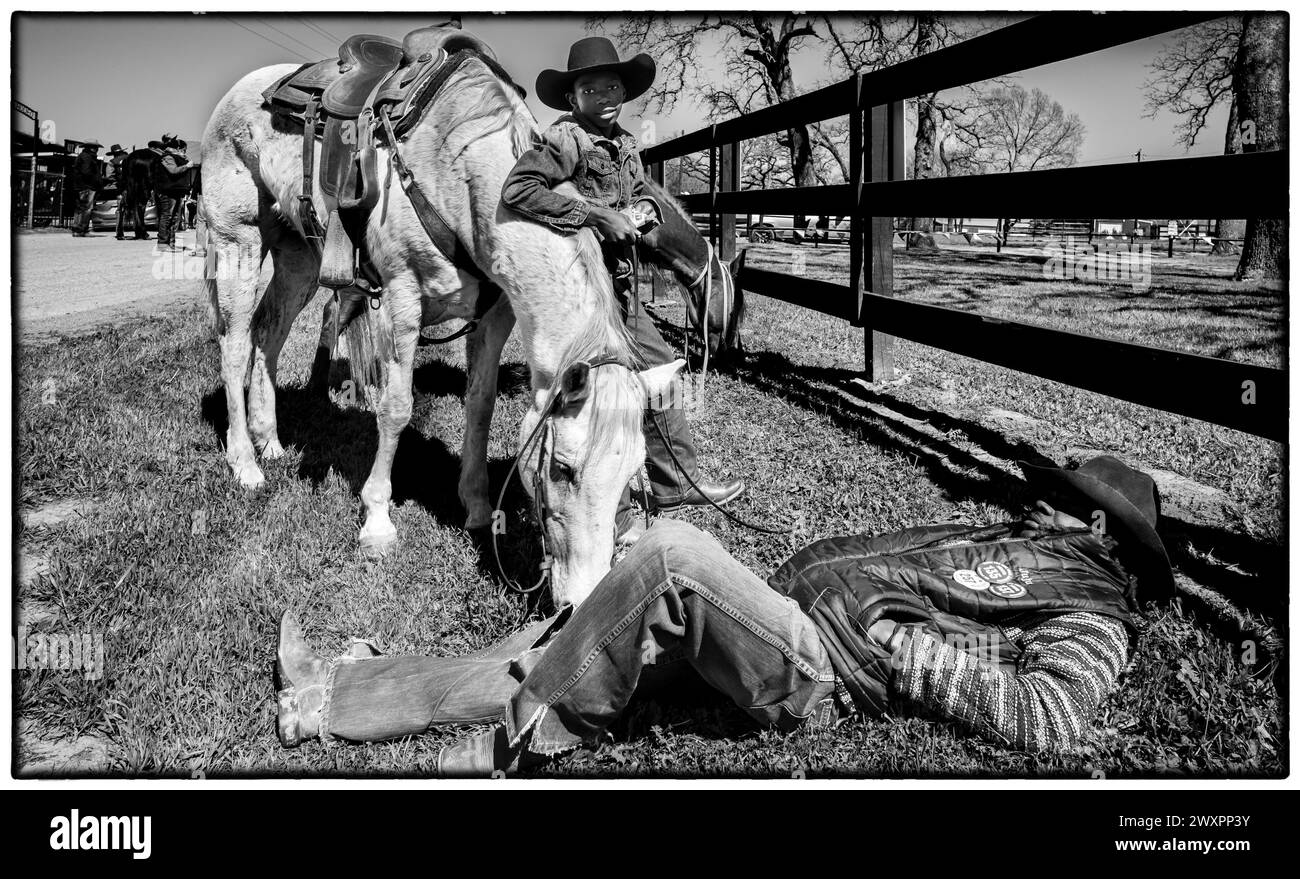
[654,313,1283,632]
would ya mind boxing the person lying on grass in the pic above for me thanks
[275,456,1176,776]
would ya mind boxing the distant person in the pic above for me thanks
[151,135,191,254]
[69,140,106,237]
[107,144,130,240]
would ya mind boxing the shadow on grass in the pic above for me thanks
[198,377,548,600]
[411,358,531,399]
[654,313,1284,630]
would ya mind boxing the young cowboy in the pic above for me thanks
[500,37,745,539]
[276,456,1176,776]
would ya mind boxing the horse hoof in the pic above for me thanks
[259,439,286,460]
[235,465,266,490]
[359,524,397,560]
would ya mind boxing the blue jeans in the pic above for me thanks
[72,189,96,233]
[323,520,836,752]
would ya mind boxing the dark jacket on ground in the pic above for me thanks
[768,522,1137,749]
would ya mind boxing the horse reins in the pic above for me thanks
[491,355,628,595]
[681,238,727,383]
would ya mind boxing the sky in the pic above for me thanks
[11,12,1230,167]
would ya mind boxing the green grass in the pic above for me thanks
[15,245,1285,778]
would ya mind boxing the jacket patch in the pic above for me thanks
[976,561,1014,584]
[956,562,1031,599]
[953,569,991,591]
[990,582,1028,599]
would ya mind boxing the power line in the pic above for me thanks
[255,17,331,58]
[299,17,344,47]
[224,16,312,62]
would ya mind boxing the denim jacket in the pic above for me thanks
[500,113,646,234]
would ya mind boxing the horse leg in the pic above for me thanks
[210,223,265,488]
[307,292,335,396]
[459,292,515,530]
[358,279,422,558]
[248,238,319,458]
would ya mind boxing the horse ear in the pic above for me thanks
[558,361,591,411]
[638,359,686,408]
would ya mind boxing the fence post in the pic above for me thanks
[719,140,738,262]
[708,125,719,247]
[849,74,864,330]
[29,113,38,229]
[864,99,904,382]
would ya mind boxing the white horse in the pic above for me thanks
[200,29,680,606]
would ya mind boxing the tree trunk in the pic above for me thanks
[786,124,816,187]
[1233,14,1286,282]
[905,17,940,249]
[1212,93,1244,254]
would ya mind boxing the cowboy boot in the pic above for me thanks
[614,484,646,547]
[644,406,745,512]
[436,726,551,778]
[437,726,514,778]
[275,613,331,747]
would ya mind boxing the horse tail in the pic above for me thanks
[339,295,392,410]
[202,242,224,338]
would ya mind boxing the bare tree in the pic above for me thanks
[948,85,1084,250]
[593,14,823,186]
[1145,17,1246,254]
[1232,14,1285,282]
[1144,16,1244,148]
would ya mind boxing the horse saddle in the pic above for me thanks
[262,24,501,290]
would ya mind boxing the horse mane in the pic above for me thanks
[641,177,692,227]
[438,57,536,163]
[544,230,646,472]
[427,54,646,470]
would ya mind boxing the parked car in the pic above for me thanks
[91,187,157,231]
[747,214,849,244]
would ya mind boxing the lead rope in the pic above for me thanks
[491,393,562,595]
[681,240,715,383]
[648,403,791,536]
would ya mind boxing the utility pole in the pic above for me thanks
[1131,149,1143,246]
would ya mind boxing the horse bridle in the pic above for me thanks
[491,354,630,595]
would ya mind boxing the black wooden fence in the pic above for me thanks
[640,12,1286,443]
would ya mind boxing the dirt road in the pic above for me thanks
[14,227,221,340]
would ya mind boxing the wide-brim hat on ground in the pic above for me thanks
[536,36,656,111]
[1020,455,1176,602]
[108,143,127,155]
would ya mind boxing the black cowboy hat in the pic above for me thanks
[1020,455,1176,601]
[148,140,165,150]
[108,143,127,155]
[536,37,656,111]
[81,139,103,150]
